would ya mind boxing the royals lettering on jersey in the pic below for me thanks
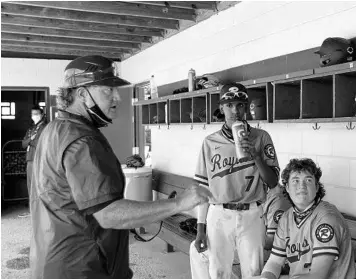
[194,127,279,204]
[271,201,355,279]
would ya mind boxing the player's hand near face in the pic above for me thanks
[238,136,258,159]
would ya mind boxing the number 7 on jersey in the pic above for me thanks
[245,176,255,192]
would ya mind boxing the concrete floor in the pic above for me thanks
[1,203,192,279]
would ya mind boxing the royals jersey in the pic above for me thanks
[263,185,292,236]
[271,201,355,279]
[194,127,279,204]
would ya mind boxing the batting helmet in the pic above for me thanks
[315,37,355,67]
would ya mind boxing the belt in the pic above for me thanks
[221,201,261,211]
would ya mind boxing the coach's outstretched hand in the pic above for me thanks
[176,185,212,212]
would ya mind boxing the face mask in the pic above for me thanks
[83,87,112,128]
[32,115,41,124]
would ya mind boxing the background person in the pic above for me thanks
[20,105,47,217]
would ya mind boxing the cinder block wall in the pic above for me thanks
[121,2,356,216]
[1,58,70,95]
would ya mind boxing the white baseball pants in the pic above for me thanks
[190,241,240,279]
[191,203,266,279]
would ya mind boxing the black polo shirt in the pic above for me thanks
[30,111,133,279]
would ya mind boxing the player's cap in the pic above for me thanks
[314,37,353,56]
[219,83,248,105]
[62,55,131,89]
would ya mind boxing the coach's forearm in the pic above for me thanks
[254,156,278,187]
[94,199,181,230]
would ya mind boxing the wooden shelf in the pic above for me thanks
[274,80,301,120]
[301,75,333,119]
[181,98,192,124]
[169,99,180,124]
[135,62,356,126]
[273,117,356,124]
[314,61,354,75]
[157,102,167,124]
[142,105,149,125]
[246,84,268,121]
[192,95,207,123]
[335,71,356,118]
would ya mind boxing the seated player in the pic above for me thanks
[254,158,355,279]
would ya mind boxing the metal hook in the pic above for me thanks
[203,124,206,130]
[312,123,321,130]
[346,121,355,130]
[167,124,170,130]
[158,124,160,130]
[191,124,193,130]
[255,122,260,129]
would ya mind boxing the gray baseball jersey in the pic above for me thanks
[194,127,279,204]
[271,201,355,279]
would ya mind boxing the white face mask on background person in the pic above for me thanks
[32,115,41,124]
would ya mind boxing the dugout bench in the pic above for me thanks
[147,170,356,277]
[148,170,196,254]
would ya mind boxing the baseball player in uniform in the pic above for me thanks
[256,158,355,279]
[263,184,292,250]
[191,83,280,279]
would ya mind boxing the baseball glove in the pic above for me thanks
[179,218,197,235]
[126,155,144,168]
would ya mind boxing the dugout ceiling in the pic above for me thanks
[1,1,239,61]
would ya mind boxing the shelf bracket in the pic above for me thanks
[312,122,321,130]
[346,122,355,130]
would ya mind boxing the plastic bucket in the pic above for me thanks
[122,165,153,201]
[250,98,266,120]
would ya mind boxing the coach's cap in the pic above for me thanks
[62,55,131,89]
[314,37,353,56]
[219,83,248,105]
